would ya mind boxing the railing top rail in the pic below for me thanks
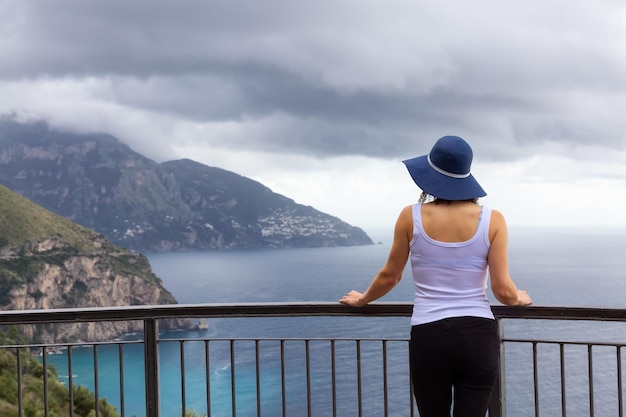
[2,303,626,325]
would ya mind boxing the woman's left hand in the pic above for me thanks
[339,290,366,307]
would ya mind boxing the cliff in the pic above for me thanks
[0,184,188,344]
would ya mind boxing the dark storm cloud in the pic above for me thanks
[1,0,626,162]
[1,0,329,78]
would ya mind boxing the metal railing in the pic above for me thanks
[2,303,626,417]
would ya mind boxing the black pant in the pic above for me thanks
[410,316,499,417]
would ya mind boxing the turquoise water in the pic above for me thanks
[44,227,626,416]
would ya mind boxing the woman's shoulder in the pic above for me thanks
[486,207,508,239]
[396,205,415,232]
[486,207,505,222]
[398,204,415,220]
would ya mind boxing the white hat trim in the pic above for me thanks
[427,155,470,179]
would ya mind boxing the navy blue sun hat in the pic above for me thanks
[402,135,486,200]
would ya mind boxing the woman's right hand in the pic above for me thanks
[339,290,366,307]
[517,290,532,306]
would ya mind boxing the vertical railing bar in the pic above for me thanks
[281,340,286,417]
[533,342,539,417]
[143,317,160,417]
[588,344,594,417]
[618,346,623,417]
[560,343,566,417]
[180,341,186,417]
[16,347,23,417]
[331,340,337,417]
[356,340,362,417]
[383,340,389,417]
[409,340,414,417]
[68,346,75,417]
[488,318,505,417]
[43,346,49,417]
[94,345,100,417]
[306,339,312,417]
[205,340,212,417]
[118,344,125,417]
[230,339,237,417]
[256,340,261,417]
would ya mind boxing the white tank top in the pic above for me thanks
[409,203,495,326]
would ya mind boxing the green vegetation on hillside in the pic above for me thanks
[0,185,99,253]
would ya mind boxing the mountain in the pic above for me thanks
[0,118,373,252]
[0,184,187,343]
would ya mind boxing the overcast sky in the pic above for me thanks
[1,0,626,236]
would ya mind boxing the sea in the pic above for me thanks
[43,226,626,417]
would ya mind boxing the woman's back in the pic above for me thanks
[409,201,494,326]
[420,200,484,243]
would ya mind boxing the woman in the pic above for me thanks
[340,135,532,417]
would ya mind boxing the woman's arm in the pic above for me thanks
[488,209,532,306]
[339,205,412,307]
